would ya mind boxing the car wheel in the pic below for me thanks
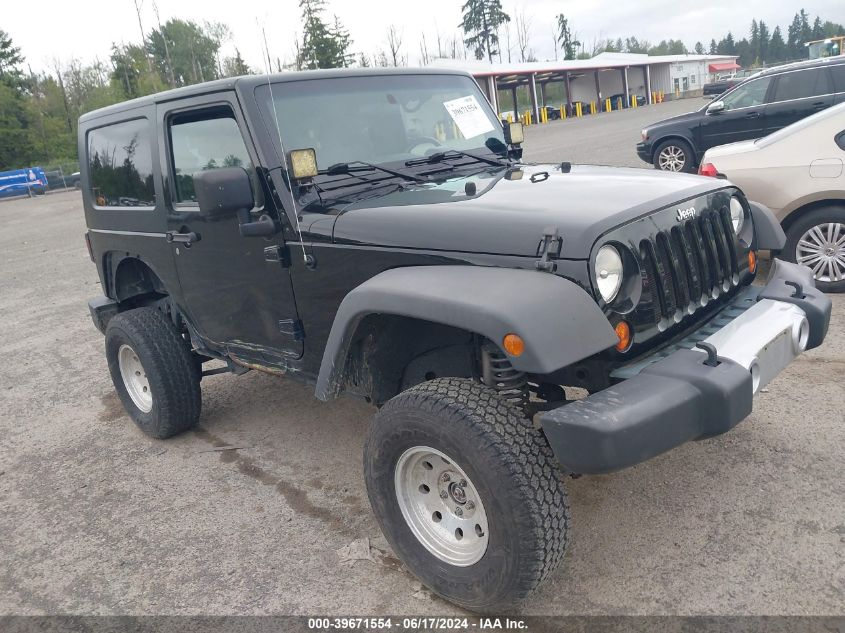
[653,139,695,173]
[105,307,202,438]
[363,377,570,612]
[783,206,845,293]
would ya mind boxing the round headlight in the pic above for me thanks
[729,197,745,233]
[595,245,624,303]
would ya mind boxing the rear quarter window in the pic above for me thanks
[771,67,832,102]
[87,118,156,208]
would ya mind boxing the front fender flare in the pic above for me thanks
[314,266,618,401]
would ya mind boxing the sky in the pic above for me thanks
[5,0,845,74]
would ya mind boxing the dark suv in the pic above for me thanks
[639,57,845,172]
[80,68,831,612]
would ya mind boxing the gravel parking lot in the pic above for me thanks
[2,101,844,616]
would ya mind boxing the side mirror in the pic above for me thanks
[193,167,254,217]
[707,100,725,115]
[192,167,275,238]
[504,121,524,145]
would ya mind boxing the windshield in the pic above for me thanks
[256,74,506,170]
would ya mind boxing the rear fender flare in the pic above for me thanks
[314,266,618,401]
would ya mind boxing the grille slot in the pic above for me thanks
[639,211,741,326]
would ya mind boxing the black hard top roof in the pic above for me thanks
[78,67,471,123]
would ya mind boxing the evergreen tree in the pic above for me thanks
[0,29,25,89]
[298,0,351,69]
[758,20,769,62]
[709,39,717,54]
[769,26,787,63]
[459,0,510,62]
[787,13,802,58]
[694,41,704,54]
[811,17,823,39]
[556,14,579,60]
[222,49,252,77]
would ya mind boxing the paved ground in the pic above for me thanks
[1,105,844,616]
[523,97,701,167]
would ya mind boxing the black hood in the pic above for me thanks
[330,164,731,259]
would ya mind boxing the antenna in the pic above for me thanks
[258,19,310,265]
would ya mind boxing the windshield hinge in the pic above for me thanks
[535,226,562,273]
[264,244,291,268]
[278,318,305,341]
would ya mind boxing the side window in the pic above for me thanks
[831,64,845,93]
[721,76,772,110]
[771,68,833,102]
[168,107,263,208]
[87,119,155,208]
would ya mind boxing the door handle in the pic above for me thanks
[745,112,760,119]
[166,230,200,246]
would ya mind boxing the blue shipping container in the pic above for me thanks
[0,167,48,199]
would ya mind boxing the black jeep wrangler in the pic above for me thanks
[80,68,831,612]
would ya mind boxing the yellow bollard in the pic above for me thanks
[576,102,582,117]
[561,105,566,119]
[507,113,513,123]
[605,97,611,112]
[590,101,596,115]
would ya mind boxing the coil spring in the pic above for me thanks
[481,342,529,410]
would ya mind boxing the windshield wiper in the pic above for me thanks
[323,161,430,184]
[404,148,508,168]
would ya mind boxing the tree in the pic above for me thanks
[386,25,405,66]
[758,20,770,63]
[297,0,352,69]
[514,9,532,62]
[649,39,686,55]
[0,29,25,89]
[694,41,705,54]
[811,16,823,39]
[222,49,252,77]
[709,39,717,54]
[459,0,510,62]
[556,14,579,60]
[147,19,222,86]
[769,26,787,62]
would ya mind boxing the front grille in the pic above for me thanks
[638,207,741,329]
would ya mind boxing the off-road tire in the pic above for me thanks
[653,138,696,173]
[363,377,570,612]
[782,206,845,293]
[105,307,201,438]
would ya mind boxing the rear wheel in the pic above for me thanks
[653,139,696,173]
[105,307,201,438]
[783,206,845,293]
[363,378,569,612]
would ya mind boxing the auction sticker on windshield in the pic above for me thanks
[443,95,495,139]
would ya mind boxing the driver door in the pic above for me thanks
[157,94,303,363]
[699,75,774,151]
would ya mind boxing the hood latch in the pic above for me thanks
[535,226,562,273]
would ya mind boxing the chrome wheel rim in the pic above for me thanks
[394,446,489,566]
[118,344,152,413]
[658,145,686,171]
[796,222,845,283]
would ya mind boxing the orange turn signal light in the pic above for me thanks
[615,321,632,352]
[748,251,757,274]
[503,333,525,357]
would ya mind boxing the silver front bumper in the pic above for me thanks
[612,285,810,394]
[693,297,809,393]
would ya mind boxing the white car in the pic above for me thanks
[699,101,845,292]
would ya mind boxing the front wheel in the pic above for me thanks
[653,139,696,173]
[363,378,570,612]
[783,206,845,293]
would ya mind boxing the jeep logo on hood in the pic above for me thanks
[676,206,697,222]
